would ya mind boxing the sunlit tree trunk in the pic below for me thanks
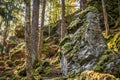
[61,0,66,40]
[38,0,46,58]
[101,0,109,36]
[31,0,40,64]
[24,0,33,79]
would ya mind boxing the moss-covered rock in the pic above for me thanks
[93,49,120,77]
[60,7,107,76]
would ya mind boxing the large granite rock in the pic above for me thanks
[60,6,120,77]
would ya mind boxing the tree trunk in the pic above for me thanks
[101,0,109,36]
[24,0,33,79]
[118,0,120,16]
[61,0,66,40]
[3,21,9,59]
[31,0,40,64]
[80,0,87,10]
[79,0,81,9]
[38,0,46,58]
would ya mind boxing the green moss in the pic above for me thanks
[80,70,116,80]
[41,43,50,55]
[93,49,119,75]
[60,34,74,46]
[62,42,72,54]
[107,32,120,52]
[67,19,81,33]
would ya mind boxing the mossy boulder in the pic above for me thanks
[60,7,107,76]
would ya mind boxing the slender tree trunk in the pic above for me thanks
[61,0,66,40]
[38,0,46,58]
[80,0,87,10]
[118,0,120,16]
[31,0,40,64]
[79,0,81,9]
[3,21,9,59]
[49,3,52,37]
[101,0,109,36]
[24,0,33,79]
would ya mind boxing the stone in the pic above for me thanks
[60,7,107,76]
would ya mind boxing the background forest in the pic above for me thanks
[0,0,120,80]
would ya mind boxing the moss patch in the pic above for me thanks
[80,70,116,80]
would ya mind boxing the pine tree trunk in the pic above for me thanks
[31,0,40,64]
[118,0,120,16]
[61,0,66,40]
[101,0,109,36]
[3,21,9,59]
[25,0,33,80]
[38,0,46,58]
[24,0,33,79]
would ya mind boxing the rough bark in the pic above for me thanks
[31,0,40,64]
[101,0,109,36]
[24,0,33,79]
[61,0,66,40]
[38,0,46,58]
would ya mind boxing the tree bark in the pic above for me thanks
[101,0,109,36]
[80,0,87,10]
[118,0,120,17]
[61,0,66,40]
[31,0,40,64]
[38,0,46,58]
[24,0,33,79]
